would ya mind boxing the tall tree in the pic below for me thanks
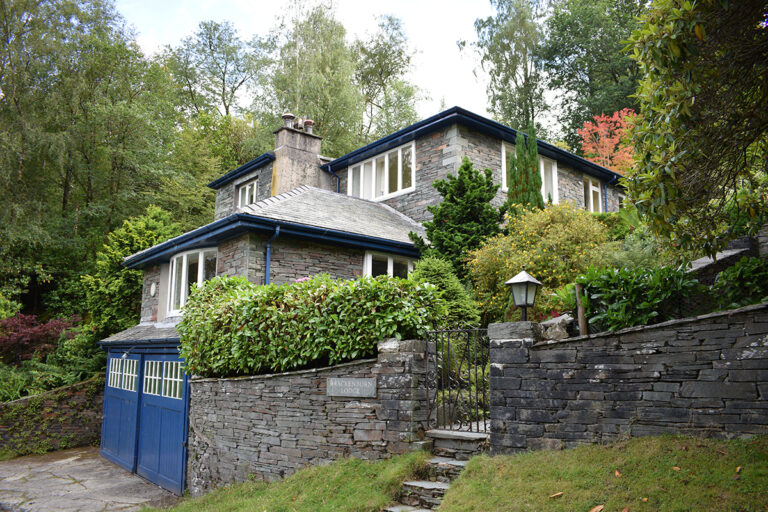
[471,0,547,132]
[577,109,636,175]
[505,125,544,213]
[541,0,646,149]
[82,206,182,338]
[258,5,363,157]
[409,157,502,278]
[162,20,270,117]
[628,0,768,257]
[352,16,421,142]
[0,0,178,313]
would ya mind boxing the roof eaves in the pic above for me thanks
[324,106,622,183]
[207,152,275,190]
[123,213,420,270]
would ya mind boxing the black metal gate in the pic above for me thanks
[425,328,490,433]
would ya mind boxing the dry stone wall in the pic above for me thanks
[489,303,768,454]
[0,376,104,458]
[186,338,432,495]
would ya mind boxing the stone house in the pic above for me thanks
[97,106,624,494]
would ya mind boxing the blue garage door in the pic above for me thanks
[101,355,140,471]
[100,351,189,495]
[136,355,188,495]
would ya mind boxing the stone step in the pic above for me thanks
[426,429,489,460]
[399,480,451,510]
[383,505,432,512]
[426,430,490,442]
[409,439,434,452]
[428,456,467,482]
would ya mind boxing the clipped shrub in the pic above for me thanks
[409,157,502,278]
[178,275,446,378]
[712,256,768,309]
[576,266,701,332]
[468,203,608,323]
[410,257,480,327]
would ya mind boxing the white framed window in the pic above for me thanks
[618,192,626,209]
[143,360,163,396]
[168,248,218,315]
[108,357,138,392]
[238,178,258,207]
[121,359,138,391]
[162,361,184,400]
[363,252,414,279]
[108,358,122,389]
[501,142,558,204]
[584,178,603,212]
[347,142,415,201]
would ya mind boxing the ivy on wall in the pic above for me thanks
[0,375,104,460]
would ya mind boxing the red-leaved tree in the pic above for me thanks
[0,314,78,364]
[577,108,636,175]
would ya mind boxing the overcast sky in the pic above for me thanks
[114,0,495,120]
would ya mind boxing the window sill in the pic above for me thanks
[371,186,416,203]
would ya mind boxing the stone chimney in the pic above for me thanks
[271,113,333,196]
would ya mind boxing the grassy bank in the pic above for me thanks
[153,451,430,512]
[440,435,768,511]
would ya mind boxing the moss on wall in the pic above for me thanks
[0,375,104,460]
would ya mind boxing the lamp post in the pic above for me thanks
[505,267,542,321]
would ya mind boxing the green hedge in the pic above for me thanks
[576,266,701,332]
[178,275,446,377]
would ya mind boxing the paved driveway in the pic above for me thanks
[0,447,179,511]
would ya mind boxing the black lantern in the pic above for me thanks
[505,267,542,321]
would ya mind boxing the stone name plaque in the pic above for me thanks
[326,377,377,398]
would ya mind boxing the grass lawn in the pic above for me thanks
[149,450,430,512]
[439,435,768,512]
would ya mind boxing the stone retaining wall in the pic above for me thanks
[489,303,768,454]
[186,338,431,495]
[0,376,104,458]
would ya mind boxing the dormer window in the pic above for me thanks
[238,178,258,207]
[347,142,415,201]
[168,249,217,315]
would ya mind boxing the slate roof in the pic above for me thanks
[242,186,425,244]
[123,187,423,269]
[100,323,180,346]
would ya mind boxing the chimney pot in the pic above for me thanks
[304,119,314,135]
[282,112,295,128]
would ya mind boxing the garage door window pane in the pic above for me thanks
[162,361,184,400]
[121,359,138,392]
[108,358,122,389]
[143,360,162,396]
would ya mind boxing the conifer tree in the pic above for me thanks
[409,157,502,278]
[505,124,544,214]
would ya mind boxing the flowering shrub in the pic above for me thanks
[468,203,608,323]
[178,274,446,377]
